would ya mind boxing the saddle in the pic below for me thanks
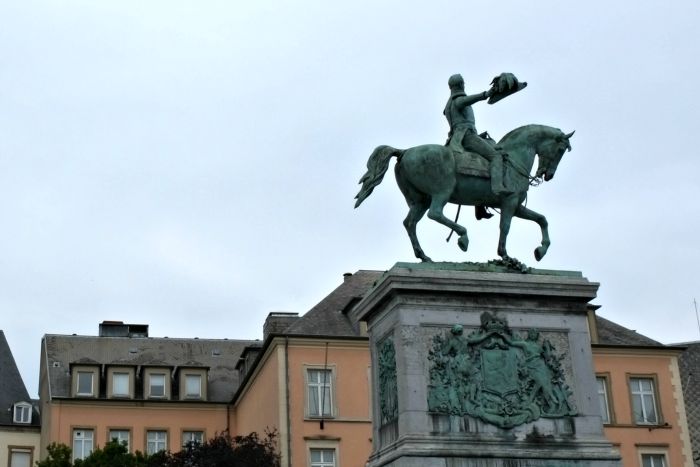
[453,150,490,178]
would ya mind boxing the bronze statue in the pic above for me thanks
[355,73,574,263]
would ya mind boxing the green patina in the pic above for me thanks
[427,313,576,428]
[392,261,583,277]
[378,337,398,425]
[355,72,574,264]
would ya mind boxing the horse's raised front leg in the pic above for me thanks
[497,198,519,259]
[403,201,431,262]
[427,193,469,252]
[514,204,550,261]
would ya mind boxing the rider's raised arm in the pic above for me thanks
[453,89,492,108]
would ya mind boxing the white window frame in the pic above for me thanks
[309,447,336,467]
[639,451,667,467]
[76,371,94,396]
[72,429,94,461]
[13,402,32,424]
[9,448,33,467]
[184,374,202,399]
[629,376,659,425]
[146,430,168,454]
[112,372,130,397]
[108,429,130,451]
[182,430,204,447]
[149,373,166,398]
[595,375,611,424]
[305,366,336,418]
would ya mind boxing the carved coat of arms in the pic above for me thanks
[427,312,576,428]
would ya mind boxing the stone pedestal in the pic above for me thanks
[352,263,621,467]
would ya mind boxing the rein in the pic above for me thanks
[504,155,542,187]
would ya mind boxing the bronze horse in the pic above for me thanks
[355,124,574,262]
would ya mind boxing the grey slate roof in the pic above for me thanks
[676,341,700,464]
[283,270,384,337]
[0,330,38,426]
[594,315,663,346]
[43,334,254,403]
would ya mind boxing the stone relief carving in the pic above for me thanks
[427,312,576,428]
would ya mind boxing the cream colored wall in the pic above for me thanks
[42,401,228,456]
[0,428,41,467]
[288,341,372,467]
[594,350,691,467]
[233,345,282,440]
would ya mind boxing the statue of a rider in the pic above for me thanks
[443,73,520,196]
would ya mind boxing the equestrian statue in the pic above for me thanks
[354,72,574,263]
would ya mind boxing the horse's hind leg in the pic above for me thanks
[514,204,550,261]
[427,193,469,252]
[403,200,431,262]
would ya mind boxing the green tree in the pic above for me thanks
[168,431,280,467]
[35,443,72,467]
[73,440,145,467]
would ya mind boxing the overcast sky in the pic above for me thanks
[1,0,699,397]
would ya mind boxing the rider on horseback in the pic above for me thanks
[443,73,511,196]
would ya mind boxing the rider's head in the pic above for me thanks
[448,74,465,91]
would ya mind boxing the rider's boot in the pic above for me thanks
[475,205,493,220]
[490,154,512,195]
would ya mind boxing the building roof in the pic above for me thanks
[677,341,700,463]
[43,333,255,402]
[594,315,663,346]
[283,270,384,337]
[0,330,38,427]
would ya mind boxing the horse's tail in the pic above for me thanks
[354,145,403,208]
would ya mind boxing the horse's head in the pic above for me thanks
[535,130,574,181]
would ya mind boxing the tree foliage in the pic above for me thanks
[34,431,280,467]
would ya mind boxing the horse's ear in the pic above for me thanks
[565,130,575,139]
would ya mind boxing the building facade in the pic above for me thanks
[592,316,693,467]
[676,340,700,465]
[232,271,380,467]
[38,321,253,461]
[0,330,41,467]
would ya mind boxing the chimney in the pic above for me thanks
[99,321,149,338]
[263,312,299,341]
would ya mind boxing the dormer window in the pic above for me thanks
[150,373,166,397]
[143,368,171,399]
[179,368,208,401]
[13,402,32,424]
[77,372,94,396]
[71,366,99,398]
[185,374,202,398]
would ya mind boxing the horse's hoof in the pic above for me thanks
[458,236,469,252]
[420,256,433,263]
[534,247,546,261]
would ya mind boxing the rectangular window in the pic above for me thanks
[310,448,336,467]
[147,430,168,454]
[13,403,32,423]
[73,429,94,461]
[642,453,666,467]
[596,376,611,424]
[108,429,130,451]
[77,371,94,396]
[185,375,202,398]
[182,431,204,447]
[630,377,658,424]
[149,374,166,397]
[307,369,333,417]
[10,449,32,467]
[112,373,130,397]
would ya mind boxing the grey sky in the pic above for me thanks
[1,0,698,397]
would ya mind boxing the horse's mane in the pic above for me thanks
[499,124,561,146]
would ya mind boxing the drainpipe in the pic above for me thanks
[285,337,291,467]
